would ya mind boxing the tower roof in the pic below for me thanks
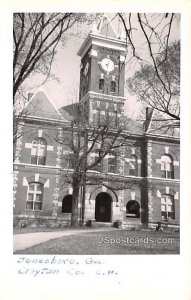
[77,14,127,57]
[92,14,118,39]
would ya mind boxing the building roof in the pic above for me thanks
[124,117,144,135]
[143,108,180,137]
[22,89,64,121]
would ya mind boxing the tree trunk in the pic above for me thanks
[71,175,80,227]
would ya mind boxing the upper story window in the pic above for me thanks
[110,80,116,93]
[161,155,174,179]
[99,79,104,92]
[31,138,47,165]
[91,150,102,172]
[108,152,118,174]
[129,155,138,176]
[161,194,175,220]
[67,152,75,170]
[26,182,43,211]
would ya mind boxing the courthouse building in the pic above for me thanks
[13,15,180,228]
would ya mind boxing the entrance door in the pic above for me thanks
[95,192,112,222]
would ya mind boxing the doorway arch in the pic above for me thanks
[126,200,140,218]
[95,192,112,222]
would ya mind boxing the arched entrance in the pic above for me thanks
[95,192,112,222]
[62,195,72,213]
[126,200,140,218]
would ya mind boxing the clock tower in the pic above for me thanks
[77,15,128,127]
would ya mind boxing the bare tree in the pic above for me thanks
[13,13,99,143]
[127,41,180,124]
[58,103,138,227]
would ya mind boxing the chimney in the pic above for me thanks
[146,107,149,120]
[28,93,34,100]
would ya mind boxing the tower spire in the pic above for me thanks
[91,14,118,39]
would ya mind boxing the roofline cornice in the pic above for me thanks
[144,133,180,142]
[77,33,128,57]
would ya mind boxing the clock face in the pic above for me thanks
[101,58,115,73]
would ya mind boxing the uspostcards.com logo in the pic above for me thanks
[97,236,175,245]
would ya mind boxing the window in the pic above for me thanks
[92,150,102,172]
[62,195,72,213]
[110,80,116,93]
[161,155,174,179]
[67,152,75,170]
[129,155,138,176]
[26,182,43,210]
[108,153,118,174]
[99,79,104,92]
[126,200,140,218]
[161,195,175,220]
[31,138,47,165]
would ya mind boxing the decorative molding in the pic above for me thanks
[35,173,39,182]
[38,129,43,137]
[119,55,125,62]
[130,191,135,200]
[89,49,98,57]
[47,145,53,151]
[44,179,49,188]
[165,146,169,154]
[23,177,28,186]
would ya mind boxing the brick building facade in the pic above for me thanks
[13,15,180,228]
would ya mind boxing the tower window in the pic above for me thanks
[99,79,104,92]
[110,80,116,93]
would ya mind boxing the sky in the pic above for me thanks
[23,13,180,118]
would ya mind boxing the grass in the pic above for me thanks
[14,229,180,255]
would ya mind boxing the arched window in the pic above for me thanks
[110,80,116,93]
[129,155,138,176]
[62,195,72,213]
[99,79,104,92]
[26,182,43,210]
[31,138,47,165]
[161,155,174,179]
[161,194,175,220]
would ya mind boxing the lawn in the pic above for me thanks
[14,229,179,255]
